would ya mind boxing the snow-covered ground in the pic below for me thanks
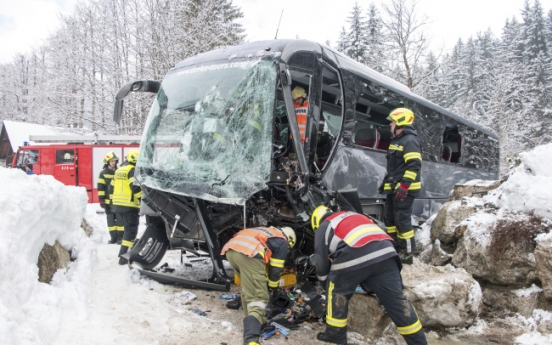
[2,144,552,345]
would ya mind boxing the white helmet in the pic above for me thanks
[280,227,296,248]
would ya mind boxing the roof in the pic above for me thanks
[1,121,79,152]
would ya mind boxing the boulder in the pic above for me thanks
[402,262,482,328]
[535,240,552,300]
[448,180,500,201]
[348,261,482,340]
[452,212,539,286]
[429,239,453,266]
[37,241,71,283]
[430,201,476,245]
[81,217,94,237]
[482,283,540,318]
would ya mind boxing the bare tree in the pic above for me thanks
[381,0,430,89]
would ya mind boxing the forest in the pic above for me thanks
[0,0,550,173]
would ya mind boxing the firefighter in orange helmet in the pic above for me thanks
[291,86,309,143]
[221,226,296,345]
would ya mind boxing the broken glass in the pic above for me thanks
[138,60,278,204]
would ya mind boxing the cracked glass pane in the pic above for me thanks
[137,60,278,204]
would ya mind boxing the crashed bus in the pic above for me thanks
[113,39,499,290]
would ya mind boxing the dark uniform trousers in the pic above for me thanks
[384,194,416,253]
[326,257,427,345]
[105,205,124,243]
[117,210,140,257]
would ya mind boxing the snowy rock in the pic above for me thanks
[430,200,476,245]
[429,239,453,266]
[448,180,500,201]
[452,211,541,286]
[482,283,541,318]
[535,241,552,300]
[402,262,482,328]
[349,261,482,339]
[37,241,71,283]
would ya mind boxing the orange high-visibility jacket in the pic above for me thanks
[221,227,287,264]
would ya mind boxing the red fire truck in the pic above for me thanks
[12,134,140,203]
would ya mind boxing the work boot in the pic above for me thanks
[108,231,118,244]
[226,296,241,310]
[118,257,128,265]
[243,315,261,345]
[317,332,348,344]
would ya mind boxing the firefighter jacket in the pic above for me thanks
[221,227,289,289]
[382,126,422,196]
[293,100,309,142]
[97,165,116,205]
[314,211,397,286]
[109,163,142,210]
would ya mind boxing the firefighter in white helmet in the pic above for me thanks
[221,226,296,345]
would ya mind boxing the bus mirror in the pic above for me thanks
[113,80,161,124]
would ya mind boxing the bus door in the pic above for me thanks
[53,148,76,186]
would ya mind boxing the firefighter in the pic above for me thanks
[311,205,427,345]
[221,226,296,345]
[379,108,422,264]
[291,86,309,142]
[110,149,142,265]
[97,152,124,244]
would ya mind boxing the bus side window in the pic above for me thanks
[443,125,461,163]
[376,127,393,150]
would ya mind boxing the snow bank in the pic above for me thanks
[0,167,94,345]
[485,143,552,220]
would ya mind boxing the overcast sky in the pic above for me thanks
[0,0,550,64]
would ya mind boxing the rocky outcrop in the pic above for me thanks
[348,262,482,339]
[430,200,477,245]
[535,240,552,299]
[37,241,71,283]
[448,180,501,201]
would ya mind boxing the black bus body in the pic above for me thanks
[113,39,499,290]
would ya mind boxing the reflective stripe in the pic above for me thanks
[213,132,226,142]
[398,230,414,240]
[326,316,347,328]
[326,281,347,328]
[122,240,134,248]
[403,170,417,180]
[330,246,397,271]
[98,191,105,196]
[409,182,421,190]
[388,144,403,151]
[98,178,106,184]
[108,226,117,231]
[404,152,422,162]
[267,279,279,288]
[386,226,397,233]
[384,183,392,190]
[397,319,422,335]
[247,301,267,309]
[329,235,340,253]
[104,174,114,178]
[270,257,285,268]
[317,274,328,281]
[343,224,387,247]
[247,119,261,132]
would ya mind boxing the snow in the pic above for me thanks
[2,142,552,345]
[1,120,82,151]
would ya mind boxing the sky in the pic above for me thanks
[2,142,552,344]
[0,0,551,64]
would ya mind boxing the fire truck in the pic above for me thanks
[12,134,140,203]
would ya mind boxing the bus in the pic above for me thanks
[113,39,499,290]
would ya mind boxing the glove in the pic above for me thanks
[378,182,385,195]
[100,202,106,209]
[395,184,409,201]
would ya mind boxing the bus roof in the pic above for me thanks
[172,39,496,139]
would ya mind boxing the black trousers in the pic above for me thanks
[118,211,140,257]
[325,257,427,345]
[384,194,416,253]
[105,205,124,242]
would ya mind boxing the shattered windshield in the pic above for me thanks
[137,60,278,204]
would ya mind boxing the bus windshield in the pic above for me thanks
[138,59,278,204]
